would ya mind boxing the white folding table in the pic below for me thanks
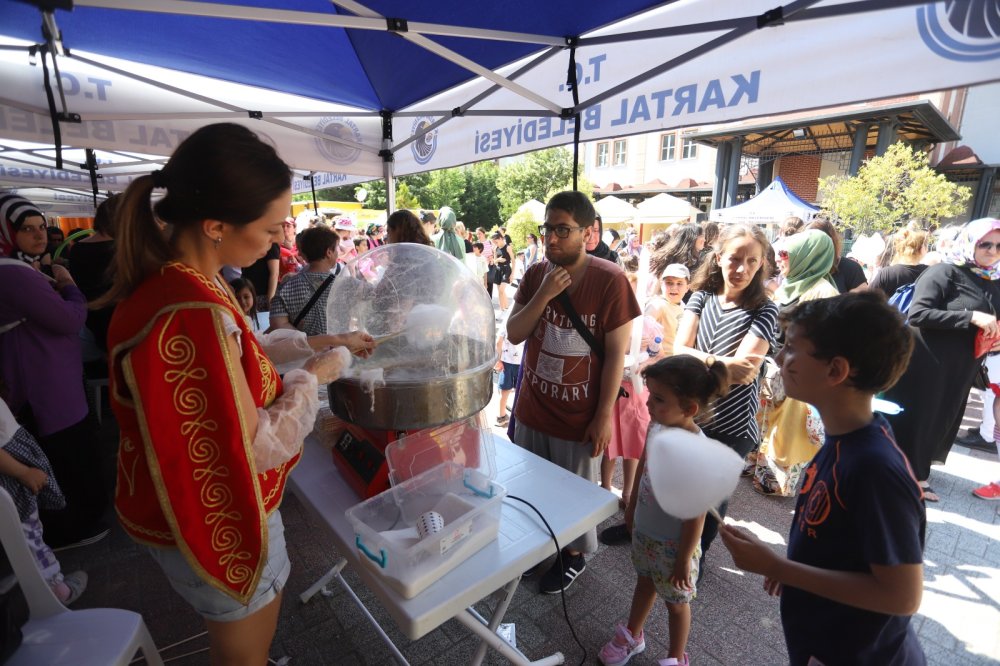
[289,431,618,665]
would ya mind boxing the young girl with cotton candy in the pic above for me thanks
[599,355,729,666]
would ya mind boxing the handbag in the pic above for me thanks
[555,290,628,399]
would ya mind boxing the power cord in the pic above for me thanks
[506,494,587,666]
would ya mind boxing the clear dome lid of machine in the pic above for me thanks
[326,243,496,385]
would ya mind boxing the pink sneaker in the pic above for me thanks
[598,623,645,666]
[658,654,690,666]
[972,482,1000,501]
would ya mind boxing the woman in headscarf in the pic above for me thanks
[0,193,109,549]
[434,206,466,262]
[882,218,1000,502]
[750,229,839,496]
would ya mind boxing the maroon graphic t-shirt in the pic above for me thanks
[512,257,640,442]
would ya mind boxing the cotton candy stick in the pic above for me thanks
[645,427,744,520]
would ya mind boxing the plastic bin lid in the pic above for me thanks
[384,413,496,487]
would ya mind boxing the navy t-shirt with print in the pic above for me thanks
[782,414,926,666]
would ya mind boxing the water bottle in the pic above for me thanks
[646,336,662,356]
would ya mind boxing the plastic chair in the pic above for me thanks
[0,488,163,665]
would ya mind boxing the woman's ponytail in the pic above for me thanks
[95,174,172,306]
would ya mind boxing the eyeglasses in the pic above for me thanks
[977,241,1000,252]
[539,224,586,239]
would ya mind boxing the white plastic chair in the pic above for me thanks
[0,488,163,665]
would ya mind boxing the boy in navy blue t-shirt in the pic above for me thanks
[721,292,926,665]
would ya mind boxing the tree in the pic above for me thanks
[496,148,582,220]
[460,161,501,230]
[394,181,420,209]
[818,142,972,233]
[423,168,466,212]
[506,209,539,253]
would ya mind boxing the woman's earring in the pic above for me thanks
[213,237,222,248]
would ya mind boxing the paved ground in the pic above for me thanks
[16,288,999,664]
[42,380,999,665]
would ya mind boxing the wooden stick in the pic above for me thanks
[372,330,406,346]
[708,506,724,523]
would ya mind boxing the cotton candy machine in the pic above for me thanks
[325,243,496,498]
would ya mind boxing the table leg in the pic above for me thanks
[469,577,520,665]
[301,558,410,666]
[455,577,564,666]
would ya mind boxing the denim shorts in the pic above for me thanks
[147,509,290,622]
[498,362,519,391]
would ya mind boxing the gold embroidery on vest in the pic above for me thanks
[159,312,254,593]
[117,437,138,497]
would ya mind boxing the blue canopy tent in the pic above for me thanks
[0,0,998,210]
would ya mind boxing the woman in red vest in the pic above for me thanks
[104,123,347,663]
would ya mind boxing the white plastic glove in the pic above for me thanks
[255,328,313,365]
[251,369,319,471]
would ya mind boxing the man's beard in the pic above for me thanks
[546,247,581,267]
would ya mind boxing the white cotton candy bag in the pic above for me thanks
[645,427,744,520]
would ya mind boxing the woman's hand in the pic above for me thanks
[725,354,764,385]
[17,468,47,495]
[971,311,999,337]
[51,264,76,290]
[303,347,348,384]
[342,331,375,358]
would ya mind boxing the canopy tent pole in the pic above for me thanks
[565,42,581,192]
[307,173,318,213]
[381,110,395,214]
[83,148,99,206]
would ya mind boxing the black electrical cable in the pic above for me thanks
[506,494,587,666]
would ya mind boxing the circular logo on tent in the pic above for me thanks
[917,1,1000,62]
[410,117,437,166]
[315,117,362,165]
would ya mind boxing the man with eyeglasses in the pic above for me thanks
[507,191,640,594]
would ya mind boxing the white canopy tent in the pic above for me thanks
[709,176,818,226]
[637,193,700,223]
[594,195,638,224]
[0,0,998,216]
[508,199,547,225]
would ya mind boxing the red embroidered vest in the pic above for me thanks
[108,262,298,603]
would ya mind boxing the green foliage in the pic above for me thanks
[459,161,501,230]
[818,142,972,233]
[394,182,420,209]
[496,148,583,220]
[360,181,386,210]
[423,169,466,212]
[506,209,540,252]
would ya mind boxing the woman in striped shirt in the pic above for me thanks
[674,223,779,573]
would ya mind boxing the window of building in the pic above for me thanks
[682,137,698,159]
[596,142,609,168]
[613,139,627,166]
[659,133,676,161]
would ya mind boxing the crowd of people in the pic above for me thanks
[0,121,997,664]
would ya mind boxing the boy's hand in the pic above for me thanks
[718,524,780,577]
[18,468,47,494]
[670,560,694,591]
[763,576,782,596]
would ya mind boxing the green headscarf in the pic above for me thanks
[434,206,466,261]
[775,229,836,305]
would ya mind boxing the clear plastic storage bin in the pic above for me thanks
[345,415,506,598]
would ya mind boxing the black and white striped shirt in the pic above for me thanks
[685,290,779,441]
